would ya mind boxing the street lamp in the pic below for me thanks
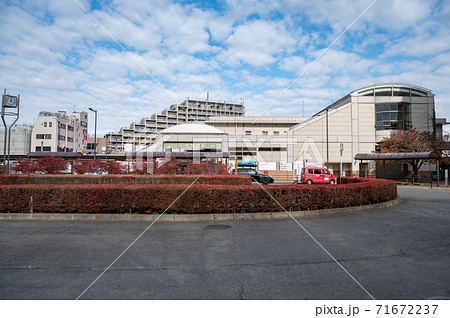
[88,108,97,159]
[326,108,329,169]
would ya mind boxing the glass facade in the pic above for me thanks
[358,86,429,97]
[375,102,411,130]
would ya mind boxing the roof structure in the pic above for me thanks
[354,151,440,161]
[26,152,83,159]
[160,123,226,135]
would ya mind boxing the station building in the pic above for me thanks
[138,84,448,180]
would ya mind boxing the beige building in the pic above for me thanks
[138,84,447,180]
[86,137,107,155]
[31,111,88,153]
[288,83,436,177]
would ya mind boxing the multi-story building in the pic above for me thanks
[139,84,449,181]
[105,99,245,153]
[31,111,88,153]
[0,124,34,155]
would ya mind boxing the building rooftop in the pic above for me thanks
[160,123,226,134]
[206,116,308,124]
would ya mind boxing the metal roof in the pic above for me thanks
[354,151,440,160]
[26,152,83,158]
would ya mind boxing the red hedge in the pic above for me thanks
[0,174,250,185]
[0,177,396,214]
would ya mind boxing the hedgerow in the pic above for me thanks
[0,177,397,214]
[0,174,250,185]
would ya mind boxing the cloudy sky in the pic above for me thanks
[1,0,449,136]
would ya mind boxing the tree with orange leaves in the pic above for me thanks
[378,129,447,183]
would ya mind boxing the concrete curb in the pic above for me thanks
[0,197,401,222]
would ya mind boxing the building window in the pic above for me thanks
[58,135,65,141]
[36,146,51,152]
[375,87,392,96]
[411,89,427,97]
[67,137,73,142]
[393,87,410,96]
[59,123,66,129]
[273,131,279,135]
[262,131,268,136]
[375,102,411,130]
[68,126,74,132]
[245,131,251,135]
[36,134,52,139]
[49,122,52,127]
[358,89,374,96]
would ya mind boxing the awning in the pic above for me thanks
[354,151,440,160]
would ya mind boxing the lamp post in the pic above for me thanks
[326,108,329,169]
[340,143,343,182]
[88,108,97,159]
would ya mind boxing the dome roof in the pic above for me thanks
[160,123,226,134]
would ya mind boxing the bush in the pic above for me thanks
[0,177,397,214]
[0,174,251,185]
[13,157,67,174]
[72,159,125,174]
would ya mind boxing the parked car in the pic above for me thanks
[236,163,274,185]
[300,166,336,184]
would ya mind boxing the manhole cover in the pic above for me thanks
[205,224,231,230]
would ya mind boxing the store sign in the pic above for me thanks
[259,162,276,171]
[280,161,293,171]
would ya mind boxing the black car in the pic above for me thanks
[236,165,275,185]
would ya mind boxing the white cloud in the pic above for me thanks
[0,0,449,136]
[218,20,298,66]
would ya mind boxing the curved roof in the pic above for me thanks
[160,123,226,134]
[351,83,433,96]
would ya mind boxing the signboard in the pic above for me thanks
[259,162,276,171]
[124,143,133,152]
[280,161,293,171]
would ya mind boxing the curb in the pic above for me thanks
[0,197,401,223]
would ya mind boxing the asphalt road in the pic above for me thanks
[0,187,449,300]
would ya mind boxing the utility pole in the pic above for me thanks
[340,143,344,182]
[89,108,97,159]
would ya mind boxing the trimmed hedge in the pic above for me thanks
[0,177,397,214]
[0,174,250,185]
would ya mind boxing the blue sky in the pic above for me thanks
[1,0,449,136]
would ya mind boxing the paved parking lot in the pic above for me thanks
[0,187,449,299]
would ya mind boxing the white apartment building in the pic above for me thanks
[31,111,88,153]
[105,98,245,153]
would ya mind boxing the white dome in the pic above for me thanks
[160,123,226,135]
